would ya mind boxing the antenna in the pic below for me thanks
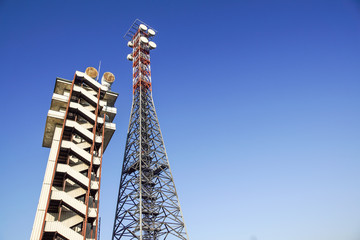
[123,19,158,41]
[96,60,102,82]
[112,20,189,240]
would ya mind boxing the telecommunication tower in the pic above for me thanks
[30,68,118,240]
[112,20,189,240]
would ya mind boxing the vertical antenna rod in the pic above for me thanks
[97,60,102,82]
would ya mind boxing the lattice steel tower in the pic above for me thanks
[112,20,189,240]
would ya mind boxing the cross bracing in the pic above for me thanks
[112,21,188,240]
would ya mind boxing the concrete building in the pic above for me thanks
[31,67,118,240]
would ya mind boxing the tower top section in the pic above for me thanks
[123,19,158,41]
[125,19,157,92]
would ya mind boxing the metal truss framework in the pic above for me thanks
[112,20,188,240]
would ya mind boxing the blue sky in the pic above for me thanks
[1,0,360,239]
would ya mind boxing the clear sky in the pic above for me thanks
[1,0,360,239]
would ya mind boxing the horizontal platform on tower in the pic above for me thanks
[43,109,116,150]
[50,92,117,122]
[125,162,168,175]
[51,83,117,120]
[153,164,168,175]
[140,179,156,186]
[135,226,161,232]
[137,209,160,216]
[135,194,157,200]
